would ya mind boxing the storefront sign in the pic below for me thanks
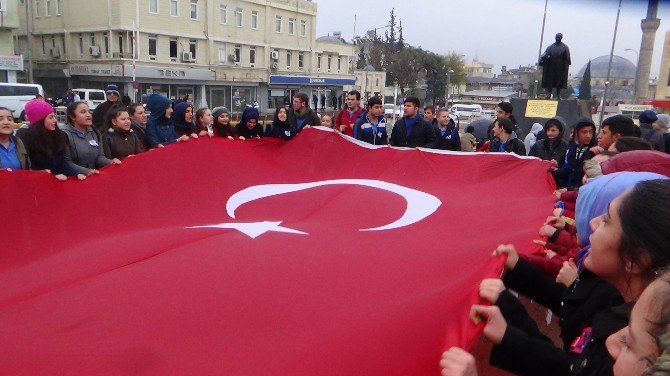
[0,55,24,71]
[269,75,356,86]
[128,65,214,81]
[69,63,123,77]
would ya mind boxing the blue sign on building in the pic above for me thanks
[269,75,356,86]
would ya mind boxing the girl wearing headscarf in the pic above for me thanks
[235,106,264,140]
[146,93,189,148]
[172,102,197,138]
[267,106,295,140]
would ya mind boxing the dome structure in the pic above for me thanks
[316,35,347,44]
[576,55,636,78]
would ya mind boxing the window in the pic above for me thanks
[55,0,61,15]
[77,33,84,56]
[118,35,124,54]
[300,20,307,37]
[337,56,342,71]
[90,33,95,47]
[298,52,304,69]
[103,32,109,55]
[34,0,41,17]
[149,0,158,13]
[189,0,197,20]
[219,4,227,24]
[44,0,50,16]
[286,51,291,69]
[148,35,157,59]
[189,39,197,59]
[327,55,331,70]
[234,44,241,62]
[249,46,256,66]
[170,0,178,16]
[288,18,295,35]
[317,54,321,69]
[275,15,282,33]
[235,8,242,26]
[169,38,178,60]
[60,34,66,54]
[251,11,258,29]
[40,35,46,55]
[218,43,226,63]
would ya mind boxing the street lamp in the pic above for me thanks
[534,79,539,99]
[446,69,454,107]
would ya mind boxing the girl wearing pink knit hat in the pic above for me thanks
[21,99,86,180]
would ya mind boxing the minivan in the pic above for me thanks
[72,88,107,110]
[448,104,483,120]
[0,82,44,120]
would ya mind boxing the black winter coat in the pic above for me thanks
[530,138,569,162]
[491,258,625,376]
[389,116,437,148]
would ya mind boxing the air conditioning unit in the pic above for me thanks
[89,45,101,57]
[181,51,195,62]
[270,51,279,60]
[228,53,237,63]
[50,47,61,58]
[271,62,278,69]
[250,63,255,68]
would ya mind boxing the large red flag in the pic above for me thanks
[0,128,554,375]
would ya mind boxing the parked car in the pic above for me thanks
[384,103,402,117]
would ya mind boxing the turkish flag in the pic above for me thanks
[0,128,554,375]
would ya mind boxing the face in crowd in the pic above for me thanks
[403,102,418,118]
[346,94,360,111]
[293,97,306,112]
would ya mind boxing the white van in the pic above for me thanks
[0,82,44,120]
[72,88,107,110]
[448,104,483,120]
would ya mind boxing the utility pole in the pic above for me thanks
[24,0,34,83]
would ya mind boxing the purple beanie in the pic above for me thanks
[24,99,54,124]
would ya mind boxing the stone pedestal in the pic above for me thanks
[510,98,592,140]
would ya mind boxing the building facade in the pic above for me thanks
[1,0,22,82]
[14,0,356,113]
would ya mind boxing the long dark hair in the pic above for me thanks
[24,118,67,158]
[102,105,130,132]
[66,101,89,125]
[618,179,670,278]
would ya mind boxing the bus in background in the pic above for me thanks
[0,83,45,121]
[617,103,653,125]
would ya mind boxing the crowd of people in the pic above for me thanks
[4,85,670,376]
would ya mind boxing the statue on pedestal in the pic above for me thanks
[539,33,571,99]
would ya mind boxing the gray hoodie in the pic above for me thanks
[61,123,111,174]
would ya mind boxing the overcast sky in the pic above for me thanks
[315,0,670,77]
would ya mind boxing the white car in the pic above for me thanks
[384,103,402,117]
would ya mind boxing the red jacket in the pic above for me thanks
[335,107,363,137]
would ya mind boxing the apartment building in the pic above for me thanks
[1,0,22,82]
[14,0,356,113]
